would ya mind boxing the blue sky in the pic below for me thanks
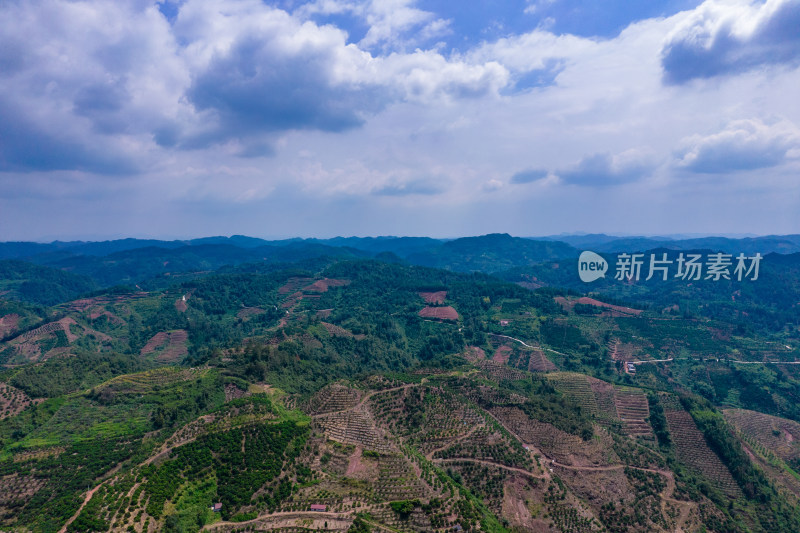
[1,0,799,240]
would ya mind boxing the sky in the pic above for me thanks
[1,0,799,241]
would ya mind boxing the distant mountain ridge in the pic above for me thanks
[540,233,800,255]
[2,233,800,306]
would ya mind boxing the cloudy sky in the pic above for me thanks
[1,0,799,241]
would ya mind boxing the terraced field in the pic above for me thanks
[432,424,532,470]
[0,381,37,419]
[614,386,653,438]
[547,373,600,418]
[724,409,800,462]
[391,388,484,456]
[526,348,557,372]
[0,474,47,510]
[95,366,208,396]
[664,407,742,499]
[139,329,189,362]
[418,306,459,321]
[314,409,394,453]
[304,383,363,415]
[490,406,616,467]
[373,453,430,501]
[587,378,618,423]
[475,360,527,382]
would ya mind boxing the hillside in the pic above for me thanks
[1,246,800,532]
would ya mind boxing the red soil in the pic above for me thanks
[577,297,642,316]
[419,291,447,304]
[463,346,487,362]
[141,332,169,354]
[492,345,512,364]
[87,308,125,325]
[278,277,314,294]
[66,292,149,312]
[302,278,350,292]
[321,322,366,340]
[419,306,459,320]
[555,296,642,317]
[237,307,265,319]
[141,330,188,362]
[57,317,82,343]
[0,314,20,338]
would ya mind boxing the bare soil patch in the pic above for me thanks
[419,306,459,320]
[0,382,35,420]
[463,346,487,362]
[556,296,642,317]
[278,277,314,294]
[345,447,379,480]
[419,291,447,304]
[141,332,169,354]
[141,330,189,362]
[527,348,557,372]
[492,345,512,364]
[65,292,149,313]
[236,307,265,319]
[224,383,250,402]
[0,314,20,338]
[87,308,125,325]
[303,278,350,292]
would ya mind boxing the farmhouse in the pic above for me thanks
[310,504,327,512]
[210,503,222,513]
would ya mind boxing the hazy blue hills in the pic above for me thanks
[542,233,800,255]
[3,233,800,308]
[405,233,578,271]
[0,260,98,306]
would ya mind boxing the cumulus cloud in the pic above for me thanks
[295,0,451,50]
[358,0,451,50]
[558,149,656,186]
[0,97,138,174]
[510,168,549,184]
[179,8,382,147]
[661,0,800,84]
[0,0,180,172]
[674,118,800,173]
[0,0,510,172]
[177,1,506,146]
[469,29,594,73]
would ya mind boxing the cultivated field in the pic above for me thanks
[418,306,459,320]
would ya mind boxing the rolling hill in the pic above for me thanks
[1,239,800,532]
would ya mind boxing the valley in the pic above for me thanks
[1,235,799,532]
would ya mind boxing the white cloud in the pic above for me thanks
[2,0,800,239]
[661,0,800,83]
[295,0,451,50]
[558,148,658,186]
[674,118,800,173]
[0,0,511,172]
[523,0,558,16]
